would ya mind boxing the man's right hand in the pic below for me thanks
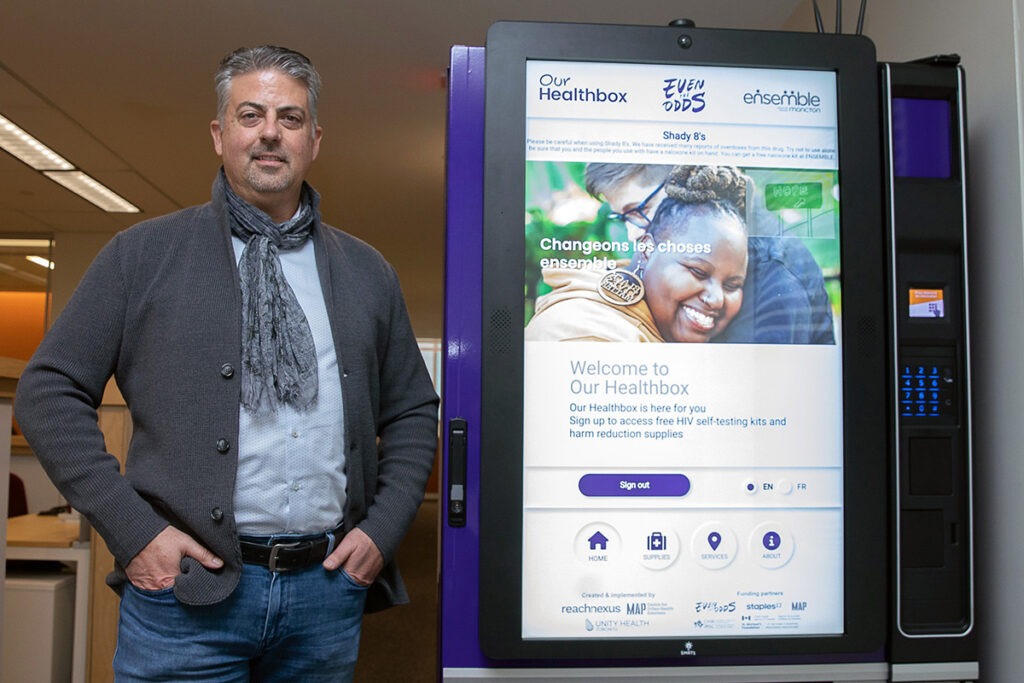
[125,526,224,591]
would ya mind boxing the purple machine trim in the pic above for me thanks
[440,45,487,669]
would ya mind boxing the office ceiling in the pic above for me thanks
[0,1,811,334]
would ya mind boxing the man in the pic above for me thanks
[585,162,835,344]
[15,46,439,681]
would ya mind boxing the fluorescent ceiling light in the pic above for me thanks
[43,171,140,213]
[1,111,140,213]
[0,238,51,249]
[25,255,54,270]
[0,114,74,171]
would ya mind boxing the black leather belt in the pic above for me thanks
[239,528,340,572]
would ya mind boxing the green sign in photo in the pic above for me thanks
[765,182,824,210]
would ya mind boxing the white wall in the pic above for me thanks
[793,1,1024,679]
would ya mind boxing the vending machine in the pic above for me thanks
[440,20,975,682]
[882,57,976,679]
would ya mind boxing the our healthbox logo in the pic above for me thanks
[536,73,628,104]
[743,88,822,114]
[661,77,706,113]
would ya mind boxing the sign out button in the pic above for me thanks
[578,473,691,497]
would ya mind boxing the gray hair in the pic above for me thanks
[214,45,322,125]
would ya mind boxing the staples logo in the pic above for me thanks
[662,77,706,113]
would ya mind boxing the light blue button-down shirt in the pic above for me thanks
[231,234,347,535]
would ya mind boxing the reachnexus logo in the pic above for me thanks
[536,73,628,104]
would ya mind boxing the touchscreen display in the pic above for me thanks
[521,60,844,640]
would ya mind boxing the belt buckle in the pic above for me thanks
[267,541,302,573]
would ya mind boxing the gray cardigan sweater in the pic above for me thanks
[15,175,439,610]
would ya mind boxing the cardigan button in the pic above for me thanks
[216,438,230,453]
[210,507,224,522]
[220,363,235,379]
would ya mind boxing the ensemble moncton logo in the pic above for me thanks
[661,76,707,113]
[537,73,628,104]
[743,88,823,113]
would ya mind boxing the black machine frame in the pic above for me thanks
[478,20,890,664]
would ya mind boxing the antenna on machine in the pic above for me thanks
[856,0,867,35]
[813,0,868,35]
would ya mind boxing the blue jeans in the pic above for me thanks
[114,561,368,682]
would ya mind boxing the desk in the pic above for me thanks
[7,514,90,683]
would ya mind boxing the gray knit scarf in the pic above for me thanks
[224,174,318,414]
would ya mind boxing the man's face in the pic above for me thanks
[210,69,322,222]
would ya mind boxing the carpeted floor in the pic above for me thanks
[354,498,438,682]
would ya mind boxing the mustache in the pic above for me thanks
[250,147,288,162]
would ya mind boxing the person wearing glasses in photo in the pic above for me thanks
[15,46,439,682]
[589,163,674,243]
[584,162,835,345]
